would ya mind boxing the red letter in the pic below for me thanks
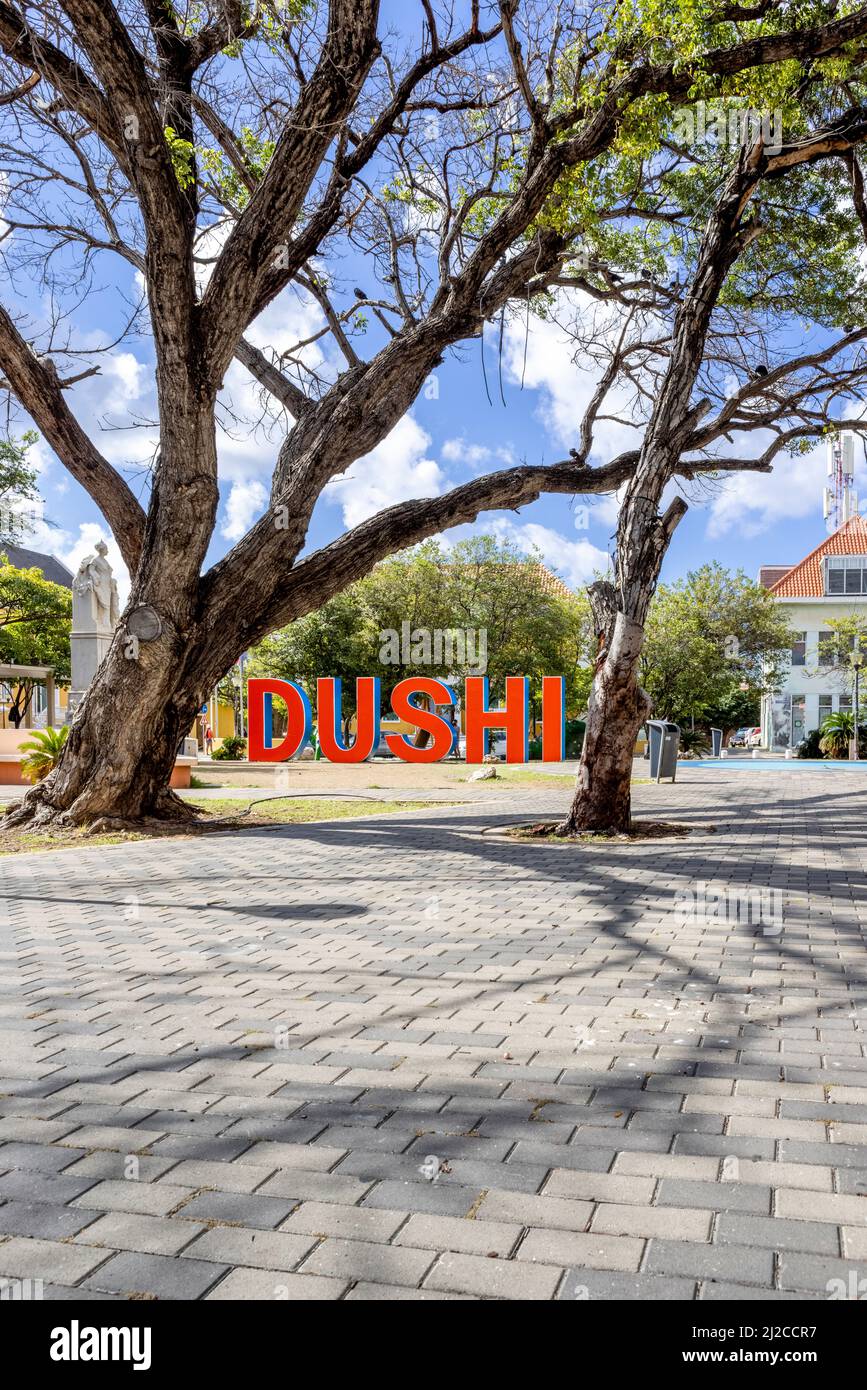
[464,676,529,763]
[317,677,380,762]
[541,676,566,761]
[248,678,311,761]
[385,679,457,762]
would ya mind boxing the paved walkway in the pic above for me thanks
[1,767,866,1301]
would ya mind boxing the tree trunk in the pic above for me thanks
[8,466,228,830]
[3,369,225,828]
[5,629,203,826]
[558,612,651,834]
[412,691,434,748]
[559,494,688,835]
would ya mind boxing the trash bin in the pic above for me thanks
[711,727,723,758]
[647,719,680,782]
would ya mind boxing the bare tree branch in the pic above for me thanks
[0,303,144,568]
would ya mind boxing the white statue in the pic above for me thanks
[73,540,119,629]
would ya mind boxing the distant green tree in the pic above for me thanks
[0,432,41,544]
[640,564,794,732]
[700,686,761,737]
[0,433,40,542]
[367,536,593,714]
[0,552,71,726]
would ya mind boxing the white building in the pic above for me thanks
[759,515,867,750]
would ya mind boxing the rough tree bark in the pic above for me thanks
[561,503,685,834]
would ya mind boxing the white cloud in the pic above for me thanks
[703,440,831,540]
[215,288,330,483]
[220,478,269,541]
[441,438,515,470]
[581,490,621,530]
[486,518,611,589]
[193,219,234,295]
[131,247,331,487]
[326,414,444,528]
[101,352,148,410]
[50,344,158,479]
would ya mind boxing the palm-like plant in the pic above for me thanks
[818,711,854,760]
[19,725,69,783]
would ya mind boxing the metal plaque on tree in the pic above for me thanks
[126,606,162,642]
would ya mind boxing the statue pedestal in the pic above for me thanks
[68,627,114,717]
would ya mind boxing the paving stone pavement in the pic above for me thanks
[1,765,867,1302]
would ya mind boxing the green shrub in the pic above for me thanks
[678,727,710,755]
[212,734,247,760]
[796,728,823,759]
[529,717,585,760]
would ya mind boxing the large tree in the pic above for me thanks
[557,112,867,831]
[3,3,867,826]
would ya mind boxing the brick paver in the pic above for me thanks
[2,766,867,1300]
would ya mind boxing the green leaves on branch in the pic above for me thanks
[0,431,40,542]
[164,127,196,189]
[172,1,308,55]
[198,128,276,208]
[524,1,867,311]
[166,124,277,205]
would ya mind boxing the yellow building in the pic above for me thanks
[191,696,236,749]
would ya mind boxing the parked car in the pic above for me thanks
[729,727,750,747]
[746,727,763,747]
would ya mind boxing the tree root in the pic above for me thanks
[152,786,200,822]
[503,819,693,842]
[4,782,54,829]
[4,778,199,832]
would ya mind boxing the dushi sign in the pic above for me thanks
[247,676,567,763]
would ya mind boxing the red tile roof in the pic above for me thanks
[526,563,574,601]
[490,562,574,599]
[769,515,867,598]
